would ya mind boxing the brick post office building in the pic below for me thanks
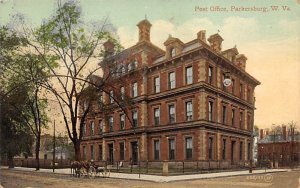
[80,19,260,165]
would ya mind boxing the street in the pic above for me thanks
[1,169,299,188]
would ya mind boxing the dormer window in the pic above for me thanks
[133,60,138,69]
[170,47,176,57]
[121,66,126,74]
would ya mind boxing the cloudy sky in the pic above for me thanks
[1,0,299,130]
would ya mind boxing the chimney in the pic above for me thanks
[282,125,287,140]
[207,33,223,52]
[197,30,206,43]
[103,40,115,57]
[236,54,247,70]
[260,129,264,140]
[137,19,152,43]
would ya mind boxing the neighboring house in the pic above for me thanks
[258,126,300,167]
[80,19,260,166]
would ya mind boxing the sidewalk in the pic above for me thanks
[1,166,291,182]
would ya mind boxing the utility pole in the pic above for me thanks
[52,120,56,173]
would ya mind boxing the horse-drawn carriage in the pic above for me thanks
[71,161,110,178]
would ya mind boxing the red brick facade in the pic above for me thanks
[80,19,260,165]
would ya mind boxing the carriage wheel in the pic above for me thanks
[102,169,110,178]
[79,167,86,177]
[88,166,96,178]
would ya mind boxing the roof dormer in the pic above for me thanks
[163,35,184,59]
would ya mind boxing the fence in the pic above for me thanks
[1,158,71,169]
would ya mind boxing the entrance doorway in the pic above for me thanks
[131,141,138,164]
[108,143,114,164]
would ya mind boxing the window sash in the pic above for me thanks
[109,117,114,132]
[90,121,95,135]
[169,105,175,123]
[154,77,160,93]
[120,87,125,100]
[133,82,138,97]
[222,106,227,124]
[169,139,175,160]
[110,91,114,103]
[169,72,175,89]
[154,108,160,125]
[186,102,193,120]
[208,101,213,121]
[99,120,103,133]
[120,114,125,130]
[154,140,160,160]
[208,66,213,84]
[186,67,193,84]
[132,111,138,127]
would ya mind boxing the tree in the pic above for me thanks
[0,26,51,170]
[24,0,123,161]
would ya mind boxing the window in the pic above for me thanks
[132,111,138,128]
[222,73,226,91]
[247,88,252,102]
[154,108,160,126]
[186,66,193,84]
[247,142,251,160]
[240,83,243,98]
[171,48,176,57]
[121,66,126,74]
[208,66,213,84]
[186,101,193,121]
[222,105,227,124]
[90,121,95,135]
[120,87,125,100]
[222,139,226,160]
[208,137,213,160]
[132,82,138,97]
[90,145,94,160]
[83,123,86,136]
[120,114,125,130]
[99,145,103,160]
[109,116,114,132]
[119,142,125,161]
[232,109,236,126]
[240,111,244,128]
[99,96,103,109]
[247,114,251,130]
[99,120,103,133]
[208,101,213,121]
[128,63,132,72]
[110,90,114,103]
[185,137,193,160]
[133,60,138,69]
[232,79,235,94]
[154,77,160,93]
[83,146,87,160]
[240,142,243,160]
[168,72,175,89]
[168,104,175,123]
[154,140,160,160]
[168,139,175,160]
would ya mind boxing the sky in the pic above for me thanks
[0,0,299,131]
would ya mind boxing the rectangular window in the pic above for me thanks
[208,101,213,121]
[154,140,160,160]
[120,87,125,100]
[168,72,176,89]
[248,142,251,160]
[208,66,213,84]
[247,114,251,130]
[120,114,125,130]
[209,137,213,160]
[132,82,138,97]
[154,77,160,93]
[90,121,95,135]
[83,123,86,136]
[232,79,235,94]
[222,105,227,124]
[154,108,160,126]
[240,111,244,128]
[99,95,103,109]
[99,145,103,160]
[90,145,94,160]
[186,101,193,121]
[185,137,193,160]
[109,116,114,132]
[132,111,138,128]
[232,109,235,126]
[247,88,252,102]
[119,142,125,161]
[240,142,243,160]
[222,73,226,90]
[186,66,193,84]
[83,146,86,160]
[240,83,243,98]
[222,139,226,160]
[168,139,175,160]
[169,104,176,123]
[99,120,103,133]
[110,90,114,103]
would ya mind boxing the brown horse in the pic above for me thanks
[71,161,94,177]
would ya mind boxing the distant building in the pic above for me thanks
[257,126,300,166]
[80,19,260,166]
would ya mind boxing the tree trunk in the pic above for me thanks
[74,140,81,161]
[8,155,14,168]
[35,137,40,170]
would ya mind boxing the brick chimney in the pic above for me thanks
[236,54,247,70]
[103,40,115,57]
[197,30,206,43]
[282,125,287,140]
[207,33,223,52]
[260,129,264,140]
[137,19,152,43]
